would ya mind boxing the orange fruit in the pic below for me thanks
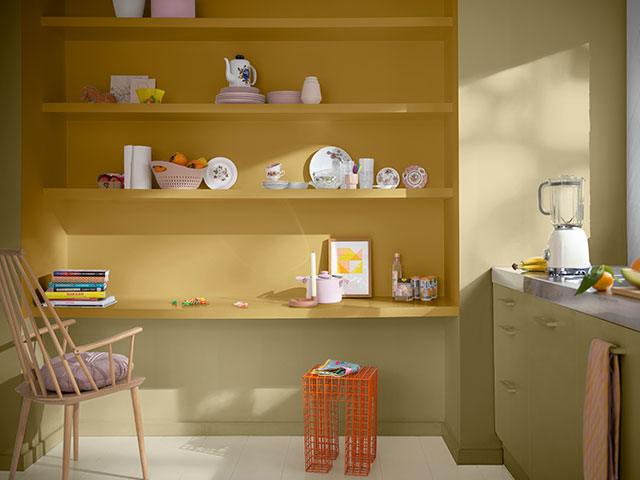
[170,152,188,166]
[593,271,614,291]
[153,166,166,172]
[631,257,640,272]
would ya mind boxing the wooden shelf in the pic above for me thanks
[43,187,455,202]
[42,102,454,121]
[41,16,454,41]
[49,295,459,320]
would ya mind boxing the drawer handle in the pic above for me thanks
[498,298,516,307]
[498,325,517,336]
[534,316,558,328]
[500,380,517,393]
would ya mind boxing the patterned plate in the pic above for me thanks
[375,167,400,189]
[402,165,428,189]
[204,157,238,189]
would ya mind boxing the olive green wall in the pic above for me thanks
[446,0,627,463]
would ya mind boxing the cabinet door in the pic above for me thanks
[574,311,640,480]
[527,296,579,480]
[493,285,530,476]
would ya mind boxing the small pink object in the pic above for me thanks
[234,301,248,308]
[344,173,358,189]
[402,165,428,189]
[151,0,195,18]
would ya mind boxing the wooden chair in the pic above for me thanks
[0,249,148,480]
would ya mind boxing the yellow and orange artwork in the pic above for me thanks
[337,248,363,274]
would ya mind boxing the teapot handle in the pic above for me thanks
[249,65,257,86]
[296,276,308,284]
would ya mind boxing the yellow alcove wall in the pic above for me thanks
[12,0,459,468]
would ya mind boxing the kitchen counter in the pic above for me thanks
[492,267,640,332]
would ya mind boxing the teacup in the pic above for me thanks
[266,163,286,180]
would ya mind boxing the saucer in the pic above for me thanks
[262,181,289,190]
[376,167,400,189]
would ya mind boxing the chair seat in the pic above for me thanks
[15,376,145,405]
[40,351,132,392]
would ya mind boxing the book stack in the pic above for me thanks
[45,269,117,308]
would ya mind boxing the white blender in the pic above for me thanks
[537,175,590,275]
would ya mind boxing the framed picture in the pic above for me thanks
[328,238,372,297]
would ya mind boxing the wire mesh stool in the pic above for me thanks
[302,365,378,476]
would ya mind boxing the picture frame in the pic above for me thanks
[328,238,372,297]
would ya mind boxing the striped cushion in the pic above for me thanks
[40,352,131,392]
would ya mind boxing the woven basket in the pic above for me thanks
[150,161,205,189]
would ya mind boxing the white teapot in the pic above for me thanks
[224,55,257,87]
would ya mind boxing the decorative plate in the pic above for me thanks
[402,165,428,189]
[376,167,400,189]
[204,157,238,189]
[309,146,353,179]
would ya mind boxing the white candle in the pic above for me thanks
[310,251,317,298]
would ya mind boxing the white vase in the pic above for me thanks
[301,76,322,104]
[113,0,146,18]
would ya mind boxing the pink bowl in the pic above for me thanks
[151,0,195,18]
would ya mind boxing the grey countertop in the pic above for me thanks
[491,267,640,332]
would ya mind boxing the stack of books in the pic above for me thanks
[45,269,117,308]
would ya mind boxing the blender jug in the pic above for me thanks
[538,175,584,228]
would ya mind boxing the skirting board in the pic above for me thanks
[503,447,529,480]
[0,427,62,472]
[74,421,443,437]
[441,422,503,465]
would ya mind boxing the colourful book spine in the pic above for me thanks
[54,270,108,276]
[52,276,107,283]
[50,283,107,289]
[53,287,106,292]
[45,290,106,299]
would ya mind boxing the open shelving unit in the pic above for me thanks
[25,0,458,320]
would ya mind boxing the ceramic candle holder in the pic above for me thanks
[344,173,358,189]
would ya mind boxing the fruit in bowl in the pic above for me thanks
[186,157,208,169]
[170,152,188,166]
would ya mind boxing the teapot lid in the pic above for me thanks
[318,271,341,280]
[235,54,245,59]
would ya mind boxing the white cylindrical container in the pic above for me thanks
[301,76,322,104]
[113,0,146,18]
[124,145,152,189]
[358,158,374,189]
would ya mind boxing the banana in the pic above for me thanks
[512,262,547,272]
[521,256,547,266]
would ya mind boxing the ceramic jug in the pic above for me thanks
[224,55,257,87]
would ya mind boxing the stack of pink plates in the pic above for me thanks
[215,86,265,104]
[267,90,302,104]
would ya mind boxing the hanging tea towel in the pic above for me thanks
[312,359,361,377]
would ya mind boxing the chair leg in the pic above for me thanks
[9,398,31,480]
[73,403,79,461]
[63,404,73,480]
[131,386,149,480]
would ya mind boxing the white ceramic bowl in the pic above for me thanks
[287,182,309,190]
[311,169,341,189]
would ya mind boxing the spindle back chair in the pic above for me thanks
[0,248,148,480]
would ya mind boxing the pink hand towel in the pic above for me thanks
[583,338,621,480]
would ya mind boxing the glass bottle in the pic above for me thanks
[392,253,403,298]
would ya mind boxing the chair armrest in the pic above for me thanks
[23,319,77,342]
[73,327,143,354]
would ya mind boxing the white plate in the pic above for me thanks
[376,167,400,189]
[287,182,309,189]
[309,146,353,179]
[204,157,238,189]
[263,182,289,190]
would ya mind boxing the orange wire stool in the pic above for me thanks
[303,365,378,476]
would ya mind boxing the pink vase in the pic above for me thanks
[151,0,195,18]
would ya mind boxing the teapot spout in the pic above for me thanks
[224,58,234,83]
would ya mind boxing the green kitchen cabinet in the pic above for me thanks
[493,284,640,480]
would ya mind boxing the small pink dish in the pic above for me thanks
[402,165,428,189]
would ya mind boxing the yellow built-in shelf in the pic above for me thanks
[43,187,454,201]
[42,102,453,121]
[50,296,459,320]
[41,16,454,41]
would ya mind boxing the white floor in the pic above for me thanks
[1,436,514,480]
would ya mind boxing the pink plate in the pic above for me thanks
[215,99,265,104]
[402,165,428,189]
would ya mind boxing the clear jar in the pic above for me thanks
[394,279,413,302]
